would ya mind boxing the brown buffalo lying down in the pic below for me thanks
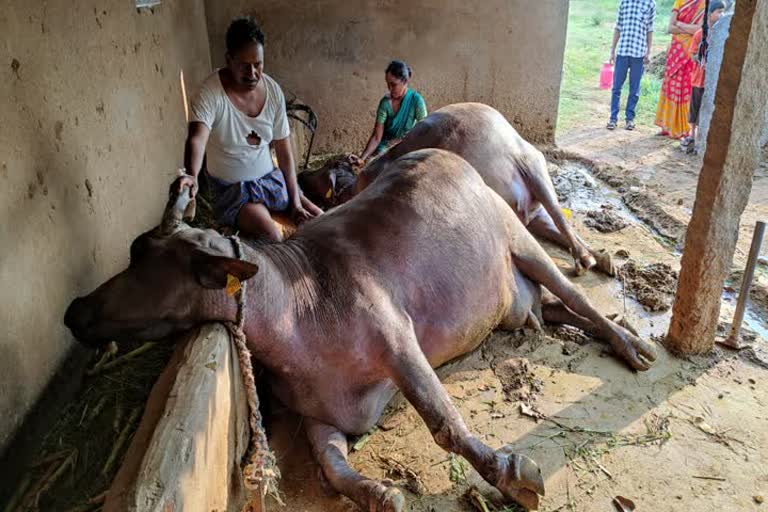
[299,102,613,275]
[65,149,656,511]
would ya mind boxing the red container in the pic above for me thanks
[599,62,614,90]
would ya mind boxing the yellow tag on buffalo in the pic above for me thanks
[325,187,333,199]
[562,208,573,220]
[226,274,241,296]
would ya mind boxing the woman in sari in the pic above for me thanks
[358,60,428,161]
[654,0,706,138]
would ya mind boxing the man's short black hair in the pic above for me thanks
[226,17,265,54]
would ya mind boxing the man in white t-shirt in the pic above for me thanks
[177,17,322,241]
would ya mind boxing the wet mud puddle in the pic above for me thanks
[551,160,768,341]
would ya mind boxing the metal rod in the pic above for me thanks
[727,220,766,343]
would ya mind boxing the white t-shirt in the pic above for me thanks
[190,71,290,183]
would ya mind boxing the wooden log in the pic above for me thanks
[104,323,250,512]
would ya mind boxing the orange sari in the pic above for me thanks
[655,0,705,138]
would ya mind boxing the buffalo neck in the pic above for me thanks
[233,237,320,358]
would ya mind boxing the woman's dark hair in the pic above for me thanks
[226,17,265,54]
[708,0,725,13]
[386,60,412,82]
[698,0,726,62]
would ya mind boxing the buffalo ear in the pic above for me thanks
[190,249,259,289]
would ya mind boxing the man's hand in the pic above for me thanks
[609,51,616,66]
[175,174,198,198]
[348,154,365,167]
[292,204,317,224]
[643,52,651,65]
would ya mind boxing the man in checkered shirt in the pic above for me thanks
[608,0,656,131]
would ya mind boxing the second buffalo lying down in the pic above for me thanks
[300,102,614,276]
[65,149,656,511]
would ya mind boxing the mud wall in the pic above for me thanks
[0,0,211,455]
[203,0,568,152]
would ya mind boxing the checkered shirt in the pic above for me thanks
[615,0,656,58]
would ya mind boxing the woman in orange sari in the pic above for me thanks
[654,0,706,138]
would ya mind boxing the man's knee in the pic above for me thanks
[237,203,283,241]
[255,216,283,242]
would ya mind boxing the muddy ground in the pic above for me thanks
[556,123,768,268]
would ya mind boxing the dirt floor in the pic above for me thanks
[262,126,768,512]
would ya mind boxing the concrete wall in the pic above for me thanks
[697,12,733,154]
[203,0,568,152]
[0,0,211,454]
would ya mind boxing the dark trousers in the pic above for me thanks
[610,55,645,122]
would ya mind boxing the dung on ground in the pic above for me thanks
[618,260,678,312]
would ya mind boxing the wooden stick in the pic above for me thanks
[597,463,614,479]
[89,491,107,505]
[63,493,105,512]
[18,460,59,510]
[692,475,727,482]
[29,449,70,469]
[2,472,31,512]
[33,450,77,508]
[85,395,109,424]
[726,221,766,347]
[87,342,156,377]
[113,400,124,434]
[86,342,118,375]
[102,408,141,476]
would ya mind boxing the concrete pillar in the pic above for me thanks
[695,12,732,154]
[666,0,768,354]
[698,6,768,154]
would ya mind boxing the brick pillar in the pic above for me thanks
[666,0,768,353]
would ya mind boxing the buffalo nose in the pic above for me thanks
[64,297,96,333]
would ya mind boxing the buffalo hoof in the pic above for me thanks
[573,252,596,276]
[608,324,658,371]
[494,448,545,510]
[593,249,615,276]
[361,480,405,512]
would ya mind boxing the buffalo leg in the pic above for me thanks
[305,418,404,512]
[384,325,544,509]
[511,232,657,370]
[522,155,596,274]
[526,207,615,276]
[540,290,599,335]
[541,292,643,358]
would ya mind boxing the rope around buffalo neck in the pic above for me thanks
[226,234,281,506]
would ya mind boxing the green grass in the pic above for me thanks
[558,0,675,133]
